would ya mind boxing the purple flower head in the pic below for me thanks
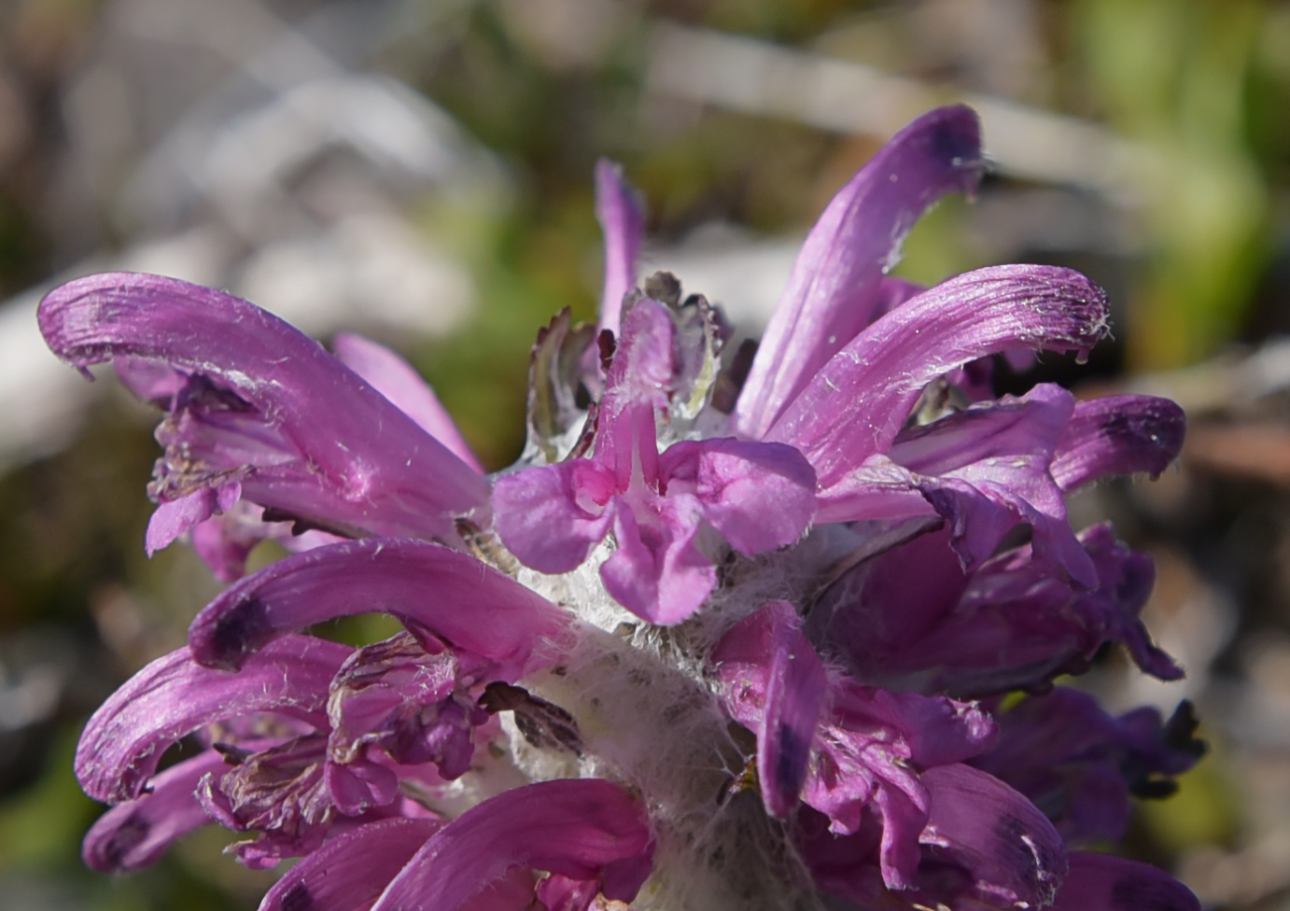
[44,105,1202,911]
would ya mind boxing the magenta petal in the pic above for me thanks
[114,355,185,402]
[536,874,601,911]
[39,273,489,542]
[1050,852,1201,911]
[658,437,816,555]
[809,526,967,685]
[258,817,443,911]
[369,779,653,911]
[594,160,645,338]
[327,631,490,783]
[1051,395,1186,492]
[492,459,618,573]
[890,384,1097,585]
[891,384,1074,477]
[760,633,827,818]
[145,486,235,555]
[332,332,483,473]
[804,684,995,890]
[736,105,984,438]
[77,636,349,804]
[812,456,938,526]
[326,759,402,816]
[596,299,676,486]
[187,538,568,674]
[919,763,1067,909]
[766,265,1111,489]
[834,523,1179,697]
[82,749,234,872]
[711,601,827,817]
[598,493,717,625]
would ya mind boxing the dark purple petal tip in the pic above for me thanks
[768,264,1112,484]
[1053,395,1187,492]
[188,538,568,674]
[76,636,349,804]
[1051,852,1201,911]
[82,750,233,872]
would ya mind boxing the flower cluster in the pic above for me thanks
[42,106,1204,911]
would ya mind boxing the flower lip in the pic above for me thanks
[494,298,817,625]
[1051,394,1187,491]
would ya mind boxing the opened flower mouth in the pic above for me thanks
[44,105,1201,911]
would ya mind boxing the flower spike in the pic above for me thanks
[46,107,1201,911]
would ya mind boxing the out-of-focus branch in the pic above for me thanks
[645,21,1161,199]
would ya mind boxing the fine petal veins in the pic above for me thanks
[918,763,1067,909]
[370,779,654,911]
[187,538,569,674]
[766,265,1111,490]
[77,636,350,804]
[331,332,483,472]
[736,105,985,438]
[595,159,645,339]
[38,273,489,546]
[258,817,444,911]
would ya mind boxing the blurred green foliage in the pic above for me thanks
[1075,0,1273,369]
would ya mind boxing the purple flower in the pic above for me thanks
[42,105,1202,911]
[494,297,818,624]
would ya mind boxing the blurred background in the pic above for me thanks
[0,0,1289,908]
